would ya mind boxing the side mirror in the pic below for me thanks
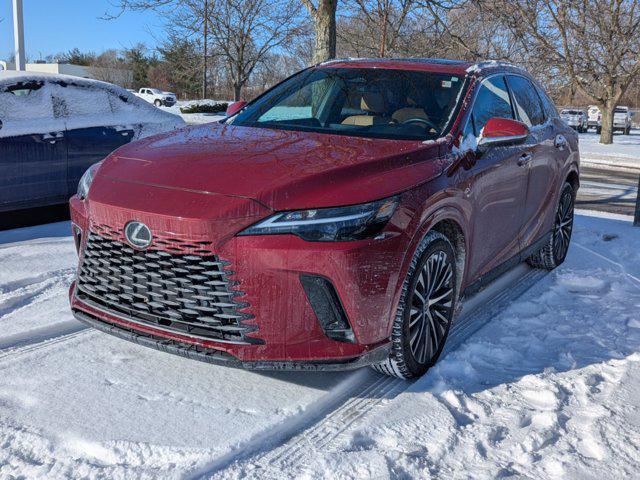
[477,117,529,152]
[226,100,247,117]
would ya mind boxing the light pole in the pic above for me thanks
[202,0,208,99]
[634,175,640,227]
[12,0,26,71]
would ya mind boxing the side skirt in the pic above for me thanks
[461,231,552,298]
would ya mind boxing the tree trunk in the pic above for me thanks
[379,7,388,58]
[234,83,242,101]
[599,102,614,145]
[312,0,337,64]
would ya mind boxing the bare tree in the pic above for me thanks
[89,50,133,87]
[109,0,301,101]
[107,1,211,98]
[204,0,302,100]
[340,0,413,57]
[484,0,640,144]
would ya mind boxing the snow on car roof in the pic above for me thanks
[1,71,115,90]
[0,71,184,139]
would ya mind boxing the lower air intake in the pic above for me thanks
[300,274,355,343]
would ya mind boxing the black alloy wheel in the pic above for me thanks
[373,231,457,379]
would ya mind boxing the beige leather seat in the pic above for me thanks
[392,107,429,124]
[342,92,388,126]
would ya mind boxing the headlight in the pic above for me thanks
[239,197,399,242]
[77,162,101,200]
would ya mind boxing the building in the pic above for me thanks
[0,61,132,87]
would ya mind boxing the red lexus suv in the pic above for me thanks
[69,59,579,379]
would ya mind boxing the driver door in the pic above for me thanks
[460,75,531,281]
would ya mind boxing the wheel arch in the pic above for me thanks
[384,202,470,339]
[565,169,580,192]
[430,218,467,301]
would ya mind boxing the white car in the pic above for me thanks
[135,88,177,107]
[560,108,587,132]
[591,105,632,134]
[587,105,601,130]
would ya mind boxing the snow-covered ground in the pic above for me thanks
[579,130,640,170]
[159,100,229,125]
[0,211,638,479]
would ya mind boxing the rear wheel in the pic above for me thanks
[373,231,457,379]
[527,182,575,270]
[154,99,162,107]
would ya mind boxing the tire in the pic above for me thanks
[154,99,162,107]
[596,126,602,134]
[526,182,575,270]
[372,231,457,379]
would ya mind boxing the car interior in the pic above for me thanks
[234,68,464,141]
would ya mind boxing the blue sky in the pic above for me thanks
[0,0,166,61]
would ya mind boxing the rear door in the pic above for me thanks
[0,82,67,210]
[505,74,563,249]
[58,84,134,196]
[462,75,530,280]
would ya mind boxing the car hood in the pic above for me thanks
[97,122,448,211]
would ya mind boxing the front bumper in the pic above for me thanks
[72,307,391,371]
[69,193,405,368]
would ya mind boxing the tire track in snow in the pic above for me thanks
[0,266,87,360]
[206,264,548,478]
[573,242,640,290]
[0,323,89,361]
[0,267,75,320]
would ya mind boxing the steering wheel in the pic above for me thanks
[401,117,438,131]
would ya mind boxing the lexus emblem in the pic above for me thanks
[124,221,152,249]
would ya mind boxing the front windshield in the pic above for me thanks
[230,68,465,141]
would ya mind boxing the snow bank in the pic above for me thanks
[160,100,230,125]
[579,130,640,169]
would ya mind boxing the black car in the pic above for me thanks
[0,72,184,212]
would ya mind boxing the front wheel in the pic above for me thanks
[527,182,575,270]
[373,231,457,379]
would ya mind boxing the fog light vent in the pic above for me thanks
[300,274,355,343]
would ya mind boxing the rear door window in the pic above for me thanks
[470,75,514,136]
[51,84,116,130]
[506,75,546,127]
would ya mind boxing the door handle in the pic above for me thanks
[42,132,64,144]
[517,153,532,167]
[554,134,568,149]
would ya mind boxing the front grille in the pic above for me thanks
[76,232,259,344]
